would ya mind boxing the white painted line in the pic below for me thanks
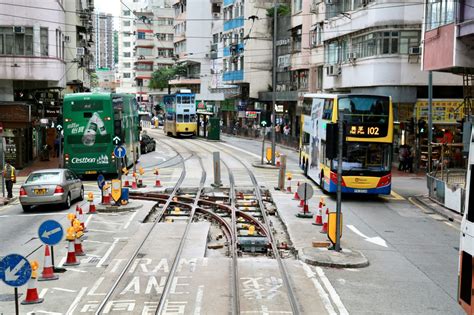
[84,214,93,227]
[27,311,62,315]
[39,288,48,298]
[346,224,388,247]
[66,268,87,273]
[315,267,349,315]
[96,238,125,268]
[220,142,261,159]
[300,262,336,315]
[88,277,106,296]
[86,228,115,233]
[83,240,112,244]
[58,257,66,267]
[194,285,204,315]
[53,287,77,293]
[65,286,88,315]
[0,213,60,218]
[123,211,138,229]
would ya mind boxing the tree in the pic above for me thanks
[148,64,188,90]
[90,72,99,88]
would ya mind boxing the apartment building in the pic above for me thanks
[118,0,175,110]
[94,12,114,69]
[0,0,95,168]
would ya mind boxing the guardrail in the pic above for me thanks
[426,169,466,215]
[222,127,299,149]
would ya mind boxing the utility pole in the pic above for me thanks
[428,71,433,172]
[271,0,277,165]
[335,112,343,252]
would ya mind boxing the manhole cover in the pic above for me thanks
[0,293,21,302]
[137,253,146,258]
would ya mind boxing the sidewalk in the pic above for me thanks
[16,156,60,177]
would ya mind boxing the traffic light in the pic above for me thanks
[418,119,427,135]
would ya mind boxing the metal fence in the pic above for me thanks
[221,127,299,149]
[427,169,466,214]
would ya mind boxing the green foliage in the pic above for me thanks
[148,64,188,90]
[90,72,99,88]
[266,4,290,17]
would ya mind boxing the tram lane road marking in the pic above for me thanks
[66,286,88,315]
[346,224,388,247]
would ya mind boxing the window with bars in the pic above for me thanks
[350,30,421,59]
[40,27,48,56]
[0,26,34,56]
[426,0,455,30]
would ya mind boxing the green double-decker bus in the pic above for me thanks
[63,93,140,176]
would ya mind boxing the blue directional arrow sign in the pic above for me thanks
[114,145,126,159]
[97,174,106,189]
[0,254,32,287]
[38,220,64,246]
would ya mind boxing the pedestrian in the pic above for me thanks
[406,146,414,173]
[54,136,60,157]
[3,162,16,199]
[398,145,407,171]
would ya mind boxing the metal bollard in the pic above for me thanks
[212,151,222,187]
[277,154,287,191]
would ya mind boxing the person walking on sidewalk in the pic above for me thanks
[3,162,16,199]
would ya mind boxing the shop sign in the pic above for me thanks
[196,101,214,114]
[221,99,235,112]
[416,100,463,123]
[275,104,284,113]
[45,107,60,117]
[245,111,258,119]
[0,104,31,122]
[237,100,247,112]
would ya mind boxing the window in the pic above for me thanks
[322,99,333,120]
[0,27,34,56]
[381,31,399,54]
[317,66,323,90]
[123,10,131,16]
[123,73,131,78]
[310,24,323,47]
[239,56,244,71]
[137,32,146,39]
[124,52,131,57]
[123,21,131,27]
[40,27,48,56]
[293,0,302,12]
[351,30,421,59]
[136,63,152,71]
[123,62,131,68]
[292,27,302,52]
[124,41,131,47]
[426,0,455,30]
[137,47,153,56]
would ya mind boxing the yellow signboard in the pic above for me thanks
[327,212,343,245]
[415,99,463,123]
[266,147,272,163]
[111,179,122,203]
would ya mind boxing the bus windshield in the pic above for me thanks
[332,143,391,172]
[338,96,389,124]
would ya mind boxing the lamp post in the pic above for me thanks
[271,0,277,165]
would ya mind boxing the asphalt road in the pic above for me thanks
[0,129,464,314]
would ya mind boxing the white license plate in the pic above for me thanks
[354,189,368,193]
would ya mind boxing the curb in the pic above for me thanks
[299,247,370,269]
[412,195,462,225]
[251,161,279,169]
[97,202,143,213]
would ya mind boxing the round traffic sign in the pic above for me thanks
[297,183,314,201]
[38,220,64,246]
[114,145,126,158]
[0,254,32,287]
[97,174,106,189]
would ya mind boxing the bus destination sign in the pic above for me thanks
[346,123,388,138]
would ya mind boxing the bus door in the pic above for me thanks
[459,128,474,314]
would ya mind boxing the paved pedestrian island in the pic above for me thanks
[300,247,369,268]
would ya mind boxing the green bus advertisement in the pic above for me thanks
[63,93,140,176]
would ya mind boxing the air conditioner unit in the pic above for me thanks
[213,12,220,18]
[13,26,25,33]
[327,64,341,76]
[64,35,71,43]
[76,47,85,56]
[409,47,421,55]
[347,52,357,60]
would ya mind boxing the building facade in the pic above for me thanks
[94,12,114,69]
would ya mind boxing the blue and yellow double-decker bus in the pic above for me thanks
[163,89,197,137]
[63,93,140,176]
[299,93,394,195]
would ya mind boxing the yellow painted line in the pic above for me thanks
[390,190,405,200]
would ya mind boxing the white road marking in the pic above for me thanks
[88,277,106,296]
[84,214,93,227]
[300,262,337,315]
[27,311,62,315]
[39,288,48,298]
[0,213,61,218]
[346,224,388,247]
[123,211,138,229]
[53,287,77,293]
[86,228,115,233]
[66,267,87,273]
[96,238,126,268]
[220,142,261,159]
[154,156,166,161]
[194,285,204,315]
[58,257,66,267]
[65,286,88,315]
[315,267,349,315]
[83,239,112,244]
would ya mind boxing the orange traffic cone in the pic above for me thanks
[286,180,292,193]
[38,245,58,281]
[320,208,329,234]
[293,183,300,200]
[63,240,80,266]
[154,169,162,187]
[313,206,323,226]
[77,207,87,230]
[298,199,304,208]
[74,237,85,256]
[21,270,44,305]
[131,173,138,189]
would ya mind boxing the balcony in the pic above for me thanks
[223,70,243,81]
[134,70,153,80]
[136,38,154,47]
[223,43,244,57]
[224,16,244,31]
